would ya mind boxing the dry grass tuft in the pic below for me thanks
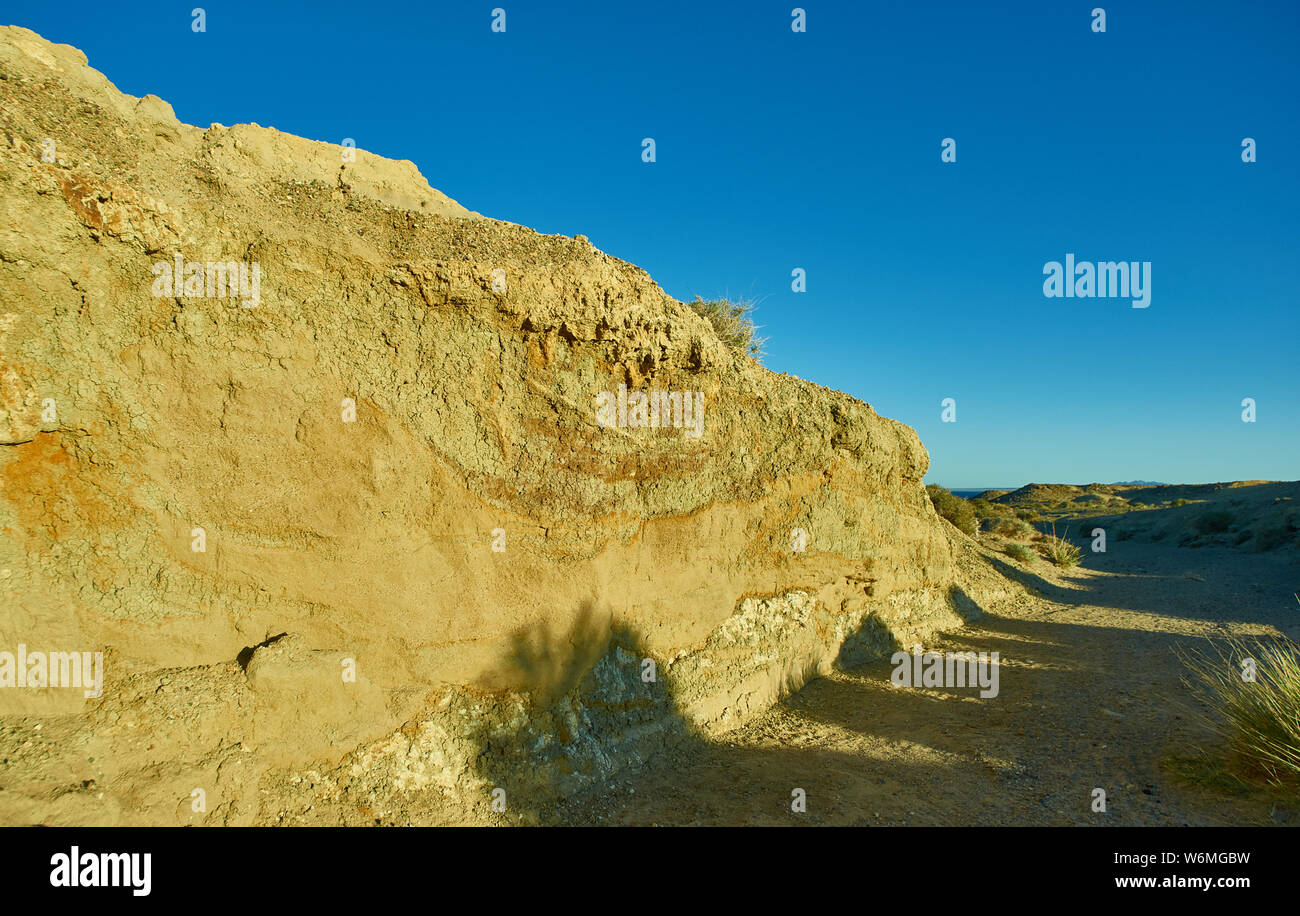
[1178,620,1300,785]
[687,296,767,361]
[1042,522,1082,567]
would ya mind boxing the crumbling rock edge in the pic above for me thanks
[0,25,1022,825]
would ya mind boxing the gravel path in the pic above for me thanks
[559,541,1300,826]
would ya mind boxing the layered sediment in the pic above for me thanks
[0,26,1011,825]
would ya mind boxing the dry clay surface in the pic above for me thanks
[0,26,1017,824]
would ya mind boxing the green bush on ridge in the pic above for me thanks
[926,485,978,537]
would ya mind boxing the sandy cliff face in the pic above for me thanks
[0,26,1009,824]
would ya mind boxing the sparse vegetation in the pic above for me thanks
[988,517,1035,539]
[1004,543,1036,563]
[1195,511,1235,534]
[1179,628,1300,785]
[925,485,977,537]
[687,296,766,361]
[970,498,1015,522]
[1043,523,1082,567]
[1255,525,1292,551]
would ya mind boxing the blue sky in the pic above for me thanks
[9,1,1297,487]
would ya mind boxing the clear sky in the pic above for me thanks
[8,0,1297,488]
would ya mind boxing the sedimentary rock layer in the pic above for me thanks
[0,26,1009,824]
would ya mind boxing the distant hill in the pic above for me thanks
[1069,480,1300,557]
[989,481,1281,511]
[1111,480,1167,486]
[975,481,1298,558]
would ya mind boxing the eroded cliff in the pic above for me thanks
[0,26,1013,824]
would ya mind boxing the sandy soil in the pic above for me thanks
[557,540,1300,826]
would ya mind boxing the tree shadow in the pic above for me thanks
[833,584,985,670]
[550,605,1275,826]
[464,582,1003,824]
[441,534,1300,826]
[490,600,613,710]
[464,600,703,823]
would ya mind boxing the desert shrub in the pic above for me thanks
[686,296,766,361]
[1043,524,1082,567]
[1256,526,1291,551]
[1173,498,1192,507]
[1195,511,1235,534]
[1179,632,1300,784]
[1004,543,1036,563]
[991,517,1034,539]
[1234,530,1253,546]
[925,485,977,537]
[969,498,1008,520]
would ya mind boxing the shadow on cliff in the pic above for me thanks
[547,603,1242,826]
[465,600,706,825]
[468,556,1296,825]
[466,585,995,824]
[453,571,1238,827]
[491,600,612,710]
[834,584,986,669]
[460,598,917,822]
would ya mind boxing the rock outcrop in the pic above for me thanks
[0,26,1011,825]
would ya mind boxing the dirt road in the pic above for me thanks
[559,540,1300,826]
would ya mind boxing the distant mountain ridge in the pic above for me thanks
[949,482,1168,497]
